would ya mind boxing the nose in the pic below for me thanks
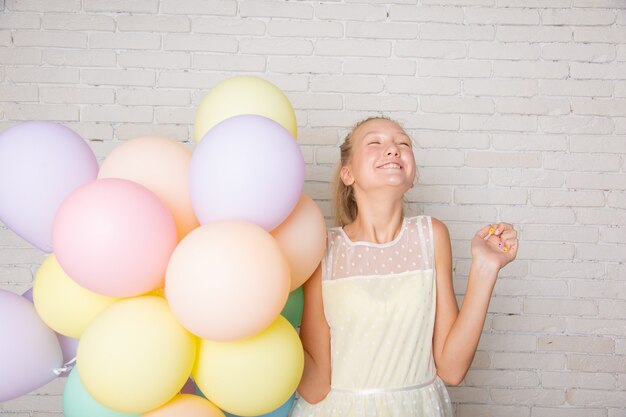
[386,144,400,157]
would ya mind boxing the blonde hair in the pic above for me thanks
[333,116,405,226]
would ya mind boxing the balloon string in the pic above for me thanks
[53,357,76,376]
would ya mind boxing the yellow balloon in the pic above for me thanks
[193,315,303,417]
[141,394,225,417]
[194,76,297,143]
[77,296,197,413]
[33,254,119,338]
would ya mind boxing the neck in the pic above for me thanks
[344,191,405,244]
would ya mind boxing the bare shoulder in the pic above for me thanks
[430,216,450,242]
[430,216,452,270]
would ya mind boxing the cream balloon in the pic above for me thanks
[194,76,297,143]
[165,221,290,341]
[33,255,119,339]
[77,296,197,414]
[98,136,199,241]
[271,194,327,290]
[193,316,304,417]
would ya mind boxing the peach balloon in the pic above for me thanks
[165,221,290,341]
[141,394,225,417]
[271,194,327,290]
[98,136,199,241]
[53,178,178,298]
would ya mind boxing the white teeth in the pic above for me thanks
[380,163,401,169]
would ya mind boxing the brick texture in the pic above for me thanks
[0,1,624,416]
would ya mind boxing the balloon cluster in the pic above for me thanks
[0,76,327,417]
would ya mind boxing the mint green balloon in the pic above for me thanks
[281,286,304,328]
[64,368,140,417]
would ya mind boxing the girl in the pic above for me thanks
[290,117,518,417]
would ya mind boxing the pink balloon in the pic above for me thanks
[0,289,63,401]
[189,115,304,232]
[52,178,178,297]
[99,136,199,241]
[165,221,290,341]
[0,121,98,252]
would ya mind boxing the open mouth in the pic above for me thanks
[378,162,402,169]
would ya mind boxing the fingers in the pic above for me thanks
[497,223,517,240]
[502,240,520,254]
[493,222,514,236]
[477,224,495,240]
[480,222,519,255]
[502,238,519,257]
[483,226,496,241]
[496,223,518,256]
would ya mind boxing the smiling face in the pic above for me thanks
[340,118,416,195]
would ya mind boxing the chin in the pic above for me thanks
[385,179,412,188]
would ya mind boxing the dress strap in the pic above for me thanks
[330,376,437,395]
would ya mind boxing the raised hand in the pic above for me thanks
[471,222,519,271]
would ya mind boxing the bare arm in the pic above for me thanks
[296,264,331,403]
[432,219,518,385]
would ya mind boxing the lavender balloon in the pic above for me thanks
[57,333,79,366]
[0,289,63,402]
[0,121,99,252]
[189,115,304,231]
[22,287,78,374]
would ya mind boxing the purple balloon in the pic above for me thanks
[180,377,196,395]
[22,287,34,302]
[190,115,304,231]
[22,287,78,371]
[0,289,63,401]
[0,121,99,252]
[57,333,79,366]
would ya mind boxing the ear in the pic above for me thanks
[340,166,354,186]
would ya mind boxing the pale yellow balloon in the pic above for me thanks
[141,394,225,417]
[271,194,327,291]
[33,254,119,338]
[98,136,199,241]
[193,315,304,417]
[77,296,197,414]
[194,76,297,143]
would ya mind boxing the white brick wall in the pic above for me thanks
[0,1,625,416]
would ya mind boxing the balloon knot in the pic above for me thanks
[53,357,76,376]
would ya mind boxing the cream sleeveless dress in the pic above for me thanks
[290,216,453,417]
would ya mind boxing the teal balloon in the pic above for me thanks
[195,383,206,398]
[63,368,140,417]
[281,286,303,328]
[222,393,295,417]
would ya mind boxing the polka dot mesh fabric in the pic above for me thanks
[291,216,453,417]
[323,216,434,280]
